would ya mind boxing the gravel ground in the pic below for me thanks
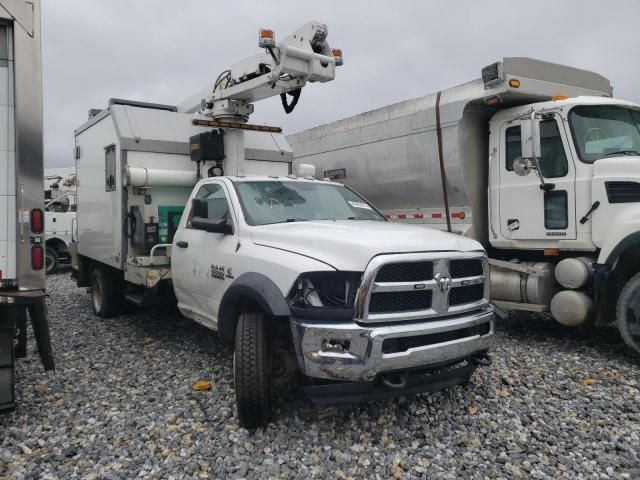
[1,272,639,479]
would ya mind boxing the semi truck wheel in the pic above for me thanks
[45,247,58,274]
[617,272,640,356]
[90,268,122,318]
[234,311,272,428]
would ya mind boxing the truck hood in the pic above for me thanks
[591,155,640,252]
[249,220,483,271]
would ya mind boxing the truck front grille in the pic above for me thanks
[381,322,491,354]
[450,259,483,278]
[355,252,489,324]
[369,290,433,313]
[449,284,484,306]
[375,261,434,282]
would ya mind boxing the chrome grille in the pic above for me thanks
[354,252,489,324]
[369,290,433,313]
[449,284,484,306]
[450,259,483,278]
[375,261,433,282]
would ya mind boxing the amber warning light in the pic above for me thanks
[259,29,275,49]
[332,49,343,66]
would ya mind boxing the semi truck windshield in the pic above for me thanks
[235,181,385,225]
[569,105,640,163]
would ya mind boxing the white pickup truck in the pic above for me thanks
[71,22,494,427]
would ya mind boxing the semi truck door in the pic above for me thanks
[499,118,576,242]
[171,181,238,329]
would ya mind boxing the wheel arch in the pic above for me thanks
[218,272,291,344]
[594,232,640,326]
[45,236,69,254]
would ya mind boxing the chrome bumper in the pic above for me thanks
[290,307,494,382]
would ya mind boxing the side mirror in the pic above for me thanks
[191,198,208,218]
[191,217,233,234]
[512,156,534,176]
[521,116,541,160]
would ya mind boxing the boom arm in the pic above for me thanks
[177,21,342,121]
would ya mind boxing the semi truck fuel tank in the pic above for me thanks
[490,261,556,306]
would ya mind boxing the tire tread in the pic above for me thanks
[234,312,271,428]
[91,268,123,318]
[616,271,640,356]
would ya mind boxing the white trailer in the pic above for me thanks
[288,57,640,354]
[0,0,53,411]
[72,23,494,427]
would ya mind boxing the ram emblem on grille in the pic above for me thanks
[434,273,452,294]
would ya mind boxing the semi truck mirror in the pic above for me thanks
[512,156,534,176]
[520,117,541,160]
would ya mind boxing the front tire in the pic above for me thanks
[45,247,58,274]
[617,271,640,355]
[234,312,272,428]
[90,268,123,318]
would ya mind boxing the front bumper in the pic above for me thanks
[290,306,494,383]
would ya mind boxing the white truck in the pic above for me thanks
[44,194,75,273]
[72,22,494,427]
[44,170,77,272]
[0,0,54,411]
[288,57,640,354]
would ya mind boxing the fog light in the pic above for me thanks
[321,339,350,353]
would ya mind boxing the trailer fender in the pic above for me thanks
[218,273,291,344]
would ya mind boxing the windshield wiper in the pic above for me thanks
[347,216,371,220]
[285,218,308,222]
[604,150,640,157]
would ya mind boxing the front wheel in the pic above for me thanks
[617,271,640,355]
[45,247,58,274]
[234,312,272,428]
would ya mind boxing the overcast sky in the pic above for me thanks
[42,0,640,168]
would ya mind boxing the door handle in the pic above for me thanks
[176,241,188,248]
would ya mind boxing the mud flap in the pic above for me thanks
[28,298,55,372]
[0,307,17,411]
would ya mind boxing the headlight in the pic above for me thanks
[288,271,362,309]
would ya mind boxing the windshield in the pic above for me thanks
[569,105,640,163]
[235,180,385,226]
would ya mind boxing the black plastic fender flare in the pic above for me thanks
[218,272,291,344]
[604,231,640,266]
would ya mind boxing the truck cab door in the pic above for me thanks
[499,117,577,242]
[171,181,238,329]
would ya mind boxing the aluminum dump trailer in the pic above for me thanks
[288,57,612,246]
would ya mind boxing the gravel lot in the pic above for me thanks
[1,272,639,479]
